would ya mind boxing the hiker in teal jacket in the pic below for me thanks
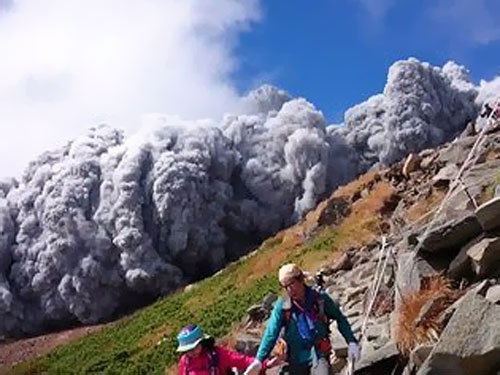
[244,264,359,375]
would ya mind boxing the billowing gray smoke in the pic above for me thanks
[332,58,480,171]
[0,58,497,337]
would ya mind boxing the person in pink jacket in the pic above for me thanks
[177,324,279,375]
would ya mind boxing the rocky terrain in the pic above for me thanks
[236,124,500,375]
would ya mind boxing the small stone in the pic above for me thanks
[331,331,348,358]
[331,355,347,372]
[402,153,421,178]
[485,285,500,304]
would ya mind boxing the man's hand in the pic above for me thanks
[243,359,262,375]
[348,342,360,362]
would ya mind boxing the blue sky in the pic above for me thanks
[234,0,500,122]
[0,0,499,177]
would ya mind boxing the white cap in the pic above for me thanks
[278,263,303,285]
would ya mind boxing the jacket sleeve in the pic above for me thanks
[216,346,255,372]
[256,298,284,362]
[323,292,357,343]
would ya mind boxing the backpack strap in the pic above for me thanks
[282,295,293,327]
[312,290,328,325]
[207,350,219,375]
[282,291,329,328]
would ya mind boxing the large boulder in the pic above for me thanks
[476,197,500,232]
[419,214,482,254]
[417,292,500,375]
[395,252,438,307]
[437,137,477,166]
[448,236,500,280]
[354,341,402,375]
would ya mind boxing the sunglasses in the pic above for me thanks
[281,276,301,289]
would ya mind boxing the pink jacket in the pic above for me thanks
[178,346,263,375]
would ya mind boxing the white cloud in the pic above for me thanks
[352,0,395,21]
[430,0,500,45]
[0,0,260,178]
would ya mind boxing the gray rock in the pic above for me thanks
[262,293,278,310]
[330,252,353,273]
[495,184,500,198]
[183,283,197,292]
[437,137,476,166]
[432,164,459,188]
[350,250,372,266]
[354,341,400,374]
[436,280,490,327]
[417,292,500,375]
[469,279,492,296]
[448,236,480,279]
[364,322,390,350]
[468,237,500,278]
[402,363,417,375]
[449,236,500,279]
[476,196,500,232]
[351,319,363,335]
[365,323,388,341]
[345,285,368,305]
[246,304,267,322]
[419,214,482,254]
[234,334,261,356]
[345,302,363,319]
[410,345,433,368]
[420,154,436,170]
[486,285,500,304]
[395,252,438,308]
[331,330,349,358]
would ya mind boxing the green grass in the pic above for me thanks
[8,226,343,375]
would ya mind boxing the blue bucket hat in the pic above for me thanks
[176,324,211,352]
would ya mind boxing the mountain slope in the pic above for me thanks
[4,169,398,374]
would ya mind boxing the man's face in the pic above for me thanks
[281,276,305,301]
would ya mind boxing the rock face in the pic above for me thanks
[417,292,500,375]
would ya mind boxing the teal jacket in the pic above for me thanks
[256,288,356,365]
